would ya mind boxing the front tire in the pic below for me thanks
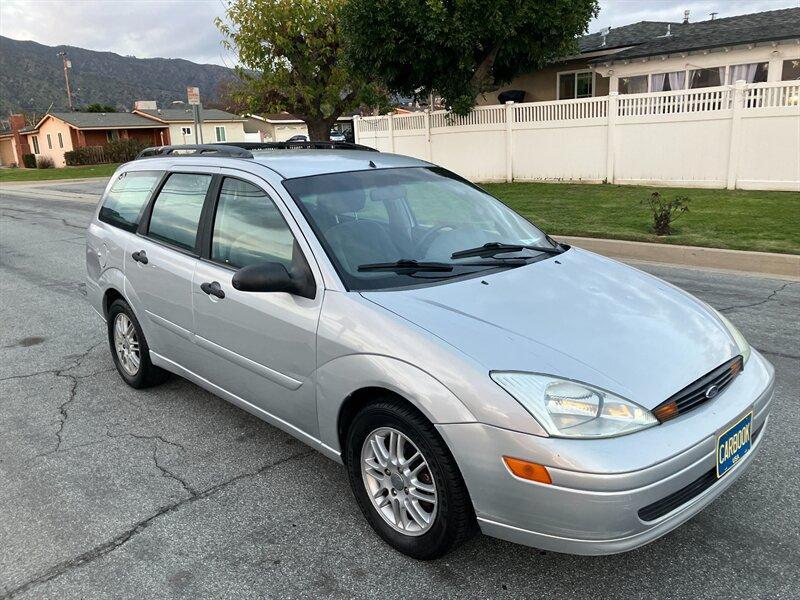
[107,298,169,389]
[345,398,476,559]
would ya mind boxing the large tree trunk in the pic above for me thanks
[305,118,336,141]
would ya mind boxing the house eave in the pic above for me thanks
[593,36,800,65]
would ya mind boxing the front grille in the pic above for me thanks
[638,424,762,522]
[653,356,743,422]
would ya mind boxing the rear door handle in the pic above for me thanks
[200,281,225,299]
[131,250,148,264]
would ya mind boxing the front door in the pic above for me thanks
[191,174,323,438]
[126,170,214,362]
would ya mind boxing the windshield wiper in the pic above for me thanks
[451,241,564,260]
[358,259,454,273]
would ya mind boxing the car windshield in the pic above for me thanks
[283,167,558,290]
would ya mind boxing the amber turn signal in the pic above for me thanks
[503,456,552,484]
[653,401,679,422]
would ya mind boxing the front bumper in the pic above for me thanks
[436,350,775,555]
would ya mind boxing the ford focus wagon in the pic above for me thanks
[86,142,774,559]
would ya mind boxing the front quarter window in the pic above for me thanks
[283,167,556,290]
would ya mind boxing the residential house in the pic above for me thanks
[0,115,30,167]
[244,113,308,142]
[244,112,357,142]
[22,112,169,167]
[478,7,800,105]
[133,107,246,145]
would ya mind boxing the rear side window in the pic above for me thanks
[147,173,212,251]
[211,178,295,269]
[99,171,162,233]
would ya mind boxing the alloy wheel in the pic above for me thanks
[361,427,438,536]
[113,313,140,376]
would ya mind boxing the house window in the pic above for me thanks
[215,126,227,142]
[58,132,64,148]
[181,126,192,136]
[558,71,594,100]
[782,59,800,81]
[32,135,40,154]
[618,75,648,95]
[106,130,120,142]
[650,71,686,92]
[46,134,52,149]
[727,62,769,84]
[689,67,724,89]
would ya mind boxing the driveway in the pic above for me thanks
[1,179,798,599]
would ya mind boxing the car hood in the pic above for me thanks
[361,248,739,410]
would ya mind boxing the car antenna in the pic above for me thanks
[368,160,377,168]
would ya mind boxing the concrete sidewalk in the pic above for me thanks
[560,235,799,280]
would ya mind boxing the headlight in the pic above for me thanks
[490,373,658,438]
[714,310,751,364]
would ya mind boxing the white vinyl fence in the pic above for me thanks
[355,80,800,191]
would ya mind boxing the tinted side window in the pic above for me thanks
[99,171,162,232]
[211,178,295,269]
[148,173,212,251]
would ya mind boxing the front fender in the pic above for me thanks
[316,353,477,457]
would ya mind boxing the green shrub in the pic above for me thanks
[22,153,37,168]
[64,139,148,165]
[36,155,55,169]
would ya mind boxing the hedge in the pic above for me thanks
[65,139,148,166]
[22,153,37,168]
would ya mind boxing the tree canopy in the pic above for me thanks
[216,0,384,140]
[83,103,116,113]
[341,0,599,113]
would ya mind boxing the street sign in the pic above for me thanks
[187,86,200,105]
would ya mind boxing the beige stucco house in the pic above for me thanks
[133,107,247,145]
[478,7,800,106]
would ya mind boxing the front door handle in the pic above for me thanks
[131,250,148,264]
[200,281,225,299]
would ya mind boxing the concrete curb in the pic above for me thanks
[0,176,111,187]
[559,235,800,280]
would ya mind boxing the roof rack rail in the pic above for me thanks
[136,145,254,160]
[217,141,378,152]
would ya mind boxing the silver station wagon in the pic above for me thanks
[86,142,774,559]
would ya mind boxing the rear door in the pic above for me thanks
[125,169,215,363]
[191,172,323,437]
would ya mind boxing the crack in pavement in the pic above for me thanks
[29,341,107,458]
[718,282,796,313]
[104,426,197,495]
[1,449,315,599]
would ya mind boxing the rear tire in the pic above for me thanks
[107,298,169,389]
[345,398,476,559]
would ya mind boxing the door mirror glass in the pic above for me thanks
[231,261,315,299]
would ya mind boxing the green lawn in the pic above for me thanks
[0,163,121,182]
[484,182,800,255]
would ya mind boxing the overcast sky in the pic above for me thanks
[0,0,796,66]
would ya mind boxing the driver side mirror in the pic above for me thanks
[231,262,316,299]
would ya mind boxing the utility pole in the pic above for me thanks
[57,51,74,111]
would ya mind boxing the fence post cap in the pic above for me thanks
[504,100,515,105]
[609,91,620,96]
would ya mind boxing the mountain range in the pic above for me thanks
[0,36,236,115]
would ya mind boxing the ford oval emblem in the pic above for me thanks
[705,384,720,399]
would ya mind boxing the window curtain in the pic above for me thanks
[718,67,726,85]
[668,71,685,91]
[730,63,759,83]
[651,73,666,92]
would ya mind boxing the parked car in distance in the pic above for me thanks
[86,142,774,559]
[329,129,346,142]
[286,134,308,142]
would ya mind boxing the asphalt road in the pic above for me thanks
[1,178,798,599]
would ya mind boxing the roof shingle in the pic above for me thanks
[588,7,800,63]
[135,108,245,123]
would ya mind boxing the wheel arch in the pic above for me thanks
[315,354,477,460]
